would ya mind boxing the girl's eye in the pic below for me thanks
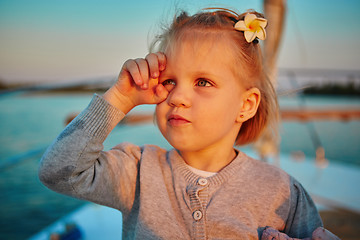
[162,79,176,91]
[196,79,212,87]
[162,79,176,86]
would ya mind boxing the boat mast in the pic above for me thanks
[263,0,287,88]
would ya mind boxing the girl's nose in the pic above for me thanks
[167,87,191,108]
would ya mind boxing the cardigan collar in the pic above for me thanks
[169,148,249,187]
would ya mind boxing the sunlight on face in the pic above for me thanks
[155,34,246,154]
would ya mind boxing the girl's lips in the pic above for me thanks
[168,114,191,126]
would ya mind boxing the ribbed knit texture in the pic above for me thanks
[74,94,125,141]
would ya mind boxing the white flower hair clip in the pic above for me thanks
[234,13,267,43]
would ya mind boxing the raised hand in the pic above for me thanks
[103,52,168,113]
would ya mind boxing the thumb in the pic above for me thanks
[153,84,169,103]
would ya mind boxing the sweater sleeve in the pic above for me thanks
[283,177,323,238]
[38,94,141,212]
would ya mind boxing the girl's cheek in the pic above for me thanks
[155,105,164,122]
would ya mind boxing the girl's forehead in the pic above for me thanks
[166,31,234,59]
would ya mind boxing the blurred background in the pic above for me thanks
[0,0,359,239]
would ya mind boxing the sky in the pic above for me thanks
[0,0,359,84]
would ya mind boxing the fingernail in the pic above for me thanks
[152,72,159,78]
[142,83,148,89]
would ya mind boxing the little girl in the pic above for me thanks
[39,9,324,239]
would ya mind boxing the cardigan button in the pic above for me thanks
[193,210,203,221]
[198,178,208,186]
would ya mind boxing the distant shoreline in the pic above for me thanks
[1,78,359,97]
[302,82,360,96]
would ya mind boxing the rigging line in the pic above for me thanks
[277,84,312,97]
[287,0,307,65]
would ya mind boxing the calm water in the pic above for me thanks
[0,92,359,239]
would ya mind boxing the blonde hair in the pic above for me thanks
[150,8,279,146]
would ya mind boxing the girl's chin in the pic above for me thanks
[167,142,201,153]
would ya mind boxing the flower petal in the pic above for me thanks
[234,13,268,42]
[257,18,268,28]
[256,26,266,40]
[244,13,257,27]
[234,20,248,31]
[244,30,257,43]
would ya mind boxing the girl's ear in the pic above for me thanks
[236,87,261,123]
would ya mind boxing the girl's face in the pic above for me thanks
[155,36,246,154]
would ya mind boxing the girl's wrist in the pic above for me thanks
[103,87,136,114]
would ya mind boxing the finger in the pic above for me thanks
[123,59,142,86]
[146,52,167,77]
[156,52,166,71]
[135,58,150,89]
[154,84,169,103]
[145,53,160,79]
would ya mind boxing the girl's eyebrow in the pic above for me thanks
[192,71,219,79]
[160,70,220,80]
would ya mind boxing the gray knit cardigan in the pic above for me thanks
[39,94,323,240]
